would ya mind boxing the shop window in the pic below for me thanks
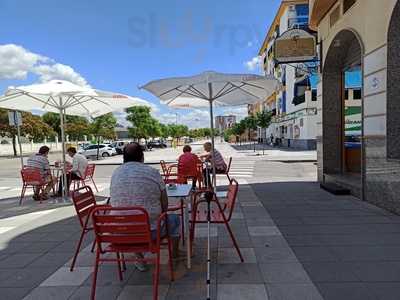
[300,118,304,127]
[343,0,356,14]
[312,89,317,101]
[353,89,361,99]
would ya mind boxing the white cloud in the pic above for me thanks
[33,63,89,87]
[0,44,48,79]
[244,56,261,71]
[0,43,88,87]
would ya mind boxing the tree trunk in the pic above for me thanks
[12,135,17,157]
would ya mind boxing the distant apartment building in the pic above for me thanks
[253,0,318,150]
[215,115,236,133]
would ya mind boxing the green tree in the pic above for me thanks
[256,111,272,142]
[42,112,89,140]
[126,106,155,141]
[89,113,117,159]
[243,116,257,142]
[65,118,90,141]
[232,121,246,145]
[0,109,54,156]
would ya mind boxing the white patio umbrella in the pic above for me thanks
[0,79,149,196]
[141,70,279,299]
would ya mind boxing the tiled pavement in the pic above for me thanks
[1,155,400,299]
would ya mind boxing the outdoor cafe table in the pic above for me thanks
[166,183,192,269]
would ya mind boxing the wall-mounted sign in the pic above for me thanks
[274,29,317,64]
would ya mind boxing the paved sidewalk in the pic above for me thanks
[0,144,399,299]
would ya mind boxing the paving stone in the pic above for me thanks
[40,267,92,286]
[301,262,360,282]
[0,287,32,300]
[22,286,77,300]
[166,283,216,300]
[291,246,338,262]
[246,218,276,226]
[71,285,123,300]
[329,246,400,261]
[217,284,269,300]
[266,283,323,300]
[367,283,400,300]
[83,265,135,287]
[259,262,311,284]
[315,282,377,300]
[254,247,297,263]
[250,236,289,248]
[351,261,400,282]
[0,267,56,288]
[218,247,256,264]
[194,227,218,238]
[248,226,281,237]
[217,263,263,284]
[218,234,252,248]
[29,252,71,268]
[0,253,44,269]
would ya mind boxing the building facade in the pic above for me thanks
[256,0,318,150]
[310,0,400,213]
[215,115,236,133]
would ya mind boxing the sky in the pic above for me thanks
[0,0,282,128]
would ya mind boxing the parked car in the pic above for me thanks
[147,140,167,149]
[78,144,116,158]
[111,141,128,154]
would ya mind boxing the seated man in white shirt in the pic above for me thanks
[109,142,181,271]
[57,146,88,195]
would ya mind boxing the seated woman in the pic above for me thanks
[199,142,227,186]
[177,145,200,188]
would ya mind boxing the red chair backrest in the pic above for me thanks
[83,164,95,179]
[21,167,44,185]
[160,160,168,176]
[71,186,97,228]
[92,206,152,250]
[226,157,232,173]
[224,178,239,221]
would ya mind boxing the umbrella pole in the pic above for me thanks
[60,107,67,198]
[207,83,217,300]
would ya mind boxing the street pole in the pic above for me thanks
[16,121,23,168]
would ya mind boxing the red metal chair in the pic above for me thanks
[222,157,232,182]
[160,160,179,184]
[189,178,243,261]
[91,206,174,300]
[70,186,109,272]
[20,167,47,205]
[71,164,98,192]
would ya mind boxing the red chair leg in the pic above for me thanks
[19,184,26,205]
[167,237,174,281]
[153,252,160,300]
[90,239,96,253]
[90,249,100,300]
[180,199,185,246]
[91,177,99,192]
[224,221,244,262]
[116,252,123,281]
[70,228,87,271]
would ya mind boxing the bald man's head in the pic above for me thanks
[123,142,144,163]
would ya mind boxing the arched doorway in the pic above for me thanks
[388,0,400,159]
[322,29,363,197]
